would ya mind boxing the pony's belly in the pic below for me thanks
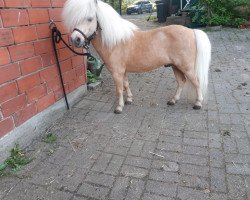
[126,63,166,73]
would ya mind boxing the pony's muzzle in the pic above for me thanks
[71,35,83,48]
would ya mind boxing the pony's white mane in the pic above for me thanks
[62,0,138,49]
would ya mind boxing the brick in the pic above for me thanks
[51,0,66,8]
[55,21,68,34]
[19,56,43,75]
[0,28,14,46]
[31,0,51,7]
[1,10,29,27]
[0,47,10,66]
[36,92,55,112]
[0,82,18,104]
[0,0,4,7]
[110,177,130,200]
[40,65,58,82]
[40,52,56,67]
[17,73,41,93]
[75,65,85,77]
[0,117,14,137]
[34,39,53,55]
[26,84,47,102]
[28,9,49,24]
[63,69,76,83]
[0,63,21,84]
[85,172,115,188]
[48,8,62,22]
[1,94,27,117]
[47,76,61,92]
[72,56,84,68]
[146,180,177,198]
[75,75,86,88]
[67,81,76,93]
[78,182,109,200]
[54,88,63,101]
[12,26,37,43]
[8,43,35,62]
[58,48,73,61]
[60,59,72,73]
[13,103,37,126]
[5,0,31,7]
[36,24,50,39]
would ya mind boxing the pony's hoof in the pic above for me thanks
[125,100,132,105]
[167,101,175,106]
[114,109,122,114]
[193,105,201,110]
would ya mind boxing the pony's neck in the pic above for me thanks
[91,30,111,61]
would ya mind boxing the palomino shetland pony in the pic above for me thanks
[62,0,211,114]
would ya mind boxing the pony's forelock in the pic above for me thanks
[62,0,138,48]
[62,0,97,31]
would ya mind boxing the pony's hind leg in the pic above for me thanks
[185,70,203,109]
[123,73,133,104]
[112,72,125,114]
[167,66,186,105]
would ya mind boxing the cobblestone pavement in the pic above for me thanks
[1,14,250,200]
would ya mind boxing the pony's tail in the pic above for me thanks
[194,29,211,100]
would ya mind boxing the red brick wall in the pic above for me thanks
[0,0,87,137]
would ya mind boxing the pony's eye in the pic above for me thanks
[87,17,93,22]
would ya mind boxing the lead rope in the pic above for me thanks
[50,20,94,110]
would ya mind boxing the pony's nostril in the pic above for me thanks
[74,37,81,46]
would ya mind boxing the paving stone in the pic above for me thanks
[210,167,227,193]
[109,177,130,200]
[125,155,151,169]
[209,193,228,200]
[226,163,250,175]
[105,154,125,175]
[149,169,178,183]
[182,145,209,156]
[91,153,112,172]
[78,182,110,200]
[121,165,149,179]
[178,186,210,200]
[85,172,115,188]
[180,164,209,177]
[129,139,145,156]
[227,174,248,200]
[183,138,208,147]
[142,193,174,200]
[146,180,177,198]
[125,178,145,200]
[179,175,209,190]
[210,148,224,168]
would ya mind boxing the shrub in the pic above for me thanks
[192,0,250,27]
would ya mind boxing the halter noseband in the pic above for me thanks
[73,22,101,49]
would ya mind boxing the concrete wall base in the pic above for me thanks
[0,85,87,163]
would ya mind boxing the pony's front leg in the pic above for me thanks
[124,73,133,104]
[112,72,125,114]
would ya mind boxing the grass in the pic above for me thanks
[44,132,57,144]
[0,144,32,177]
